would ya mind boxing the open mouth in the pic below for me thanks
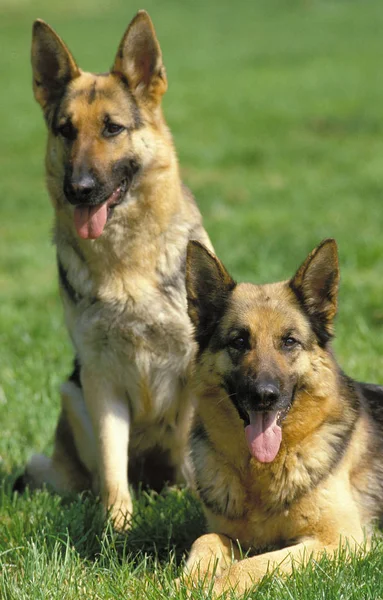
[244,407,290,464]
[73,179,128,240]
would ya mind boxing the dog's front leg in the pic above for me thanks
[81,369,132,531]
[180,533,241,586]
[211,538,337,597]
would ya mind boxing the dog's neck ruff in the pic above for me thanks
[245,410,282,463]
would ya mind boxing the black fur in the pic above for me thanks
[358,381,383,426]
[128,446,176,491]
[57,258,83,303]
[186,242,236,356]
[88,81,97,104]
[289,280,333,348]
[221,379,250,425]
[192,290,235,356]
[69,357,82,388]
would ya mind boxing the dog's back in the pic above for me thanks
[355,382,383,524]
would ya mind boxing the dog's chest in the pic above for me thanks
[194,428,322,550]
[64,280,194,417]
[207,483,317,552]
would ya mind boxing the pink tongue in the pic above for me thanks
[245,411,282,463]
[74,203,108,239]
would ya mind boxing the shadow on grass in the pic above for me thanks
[0,467,205,569]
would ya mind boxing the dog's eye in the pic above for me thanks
[58,121,77,141]
[103,122,125,138]
[229,336,247,351]
[283,336,299,349]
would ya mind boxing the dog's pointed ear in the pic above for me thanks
[186,241,236,350]
[31,20,79,113]
[290,239,339,345]
[112,10,167,106]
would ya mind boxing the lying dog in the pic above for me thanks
[182,239,383,595]
[15,11,211,530]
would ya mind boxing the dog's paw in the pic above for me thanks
[211,564,257,598]
[210,574,233,598]
[108,493,133,532]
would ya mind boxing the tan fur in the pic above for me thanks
[182,240,383,596]
[20,11,212,530]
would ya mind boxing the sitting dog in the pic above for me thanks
[182,239,383,595]
[15,11,212,530]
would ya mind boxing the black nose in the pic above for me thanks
[254,378,280,405]
[64,171,98,205]
[71,173,97,201]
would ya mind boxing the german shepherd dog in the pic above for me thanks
[15,11,212,530]
[182,239,383,595]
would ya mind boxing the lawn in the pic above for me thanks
[1,0,383,597]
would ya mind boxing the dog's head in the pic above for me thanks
[32,11,169,239]
[186,239,339,463]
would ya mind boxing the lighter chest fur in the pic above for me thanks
[57,222,197,422]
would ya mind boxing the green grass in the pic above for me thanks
[1,0,383,597]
